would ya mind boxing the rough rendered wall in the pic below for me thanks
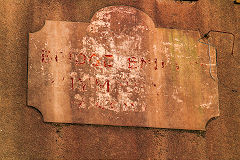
[0,0,239,159]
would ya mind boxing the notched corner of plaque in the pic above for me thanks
[29,20,52,35]
[27,102,45,122]
[204,112,220,130]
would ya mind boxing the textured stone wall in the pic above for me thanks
[0,0,239,159]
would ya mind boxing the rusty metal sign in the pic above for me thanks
[28,6,219,130]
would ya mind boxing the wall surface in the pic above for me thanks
[0,0,239,159]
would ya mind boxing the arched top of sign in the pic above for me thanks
[28,6,219,130]
[92,5,155,25]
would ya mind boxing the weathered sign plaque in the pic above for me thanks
[28,6,219,130]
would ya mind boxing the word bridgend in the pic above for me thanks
[41,49,183,70]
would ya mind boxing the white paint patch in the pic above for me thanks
[172,95,183,103]
[162,42,172,46]
[70,72,77,77]
[74,6,149,113]
[200,102,212,109]
[173,43,183,52]
[172,88,183,103]
[74,94,82,100]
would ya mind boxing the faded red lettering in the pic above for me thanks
[176,64,179,70]
[104,55,113,67]
[154,58,157,70]
[140,58,147,68]
[128,56,137,69]
[55,55,58,62]
[41,49,51,63]
[76,78,87,92]
[71,77,74,90]
[96,79,110,92]
[69,52,72,60]
[75,53,86,65]
[96,102,104,110]
[89,54,100,66]
[78,101,83,108]
[161,61,165,68]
